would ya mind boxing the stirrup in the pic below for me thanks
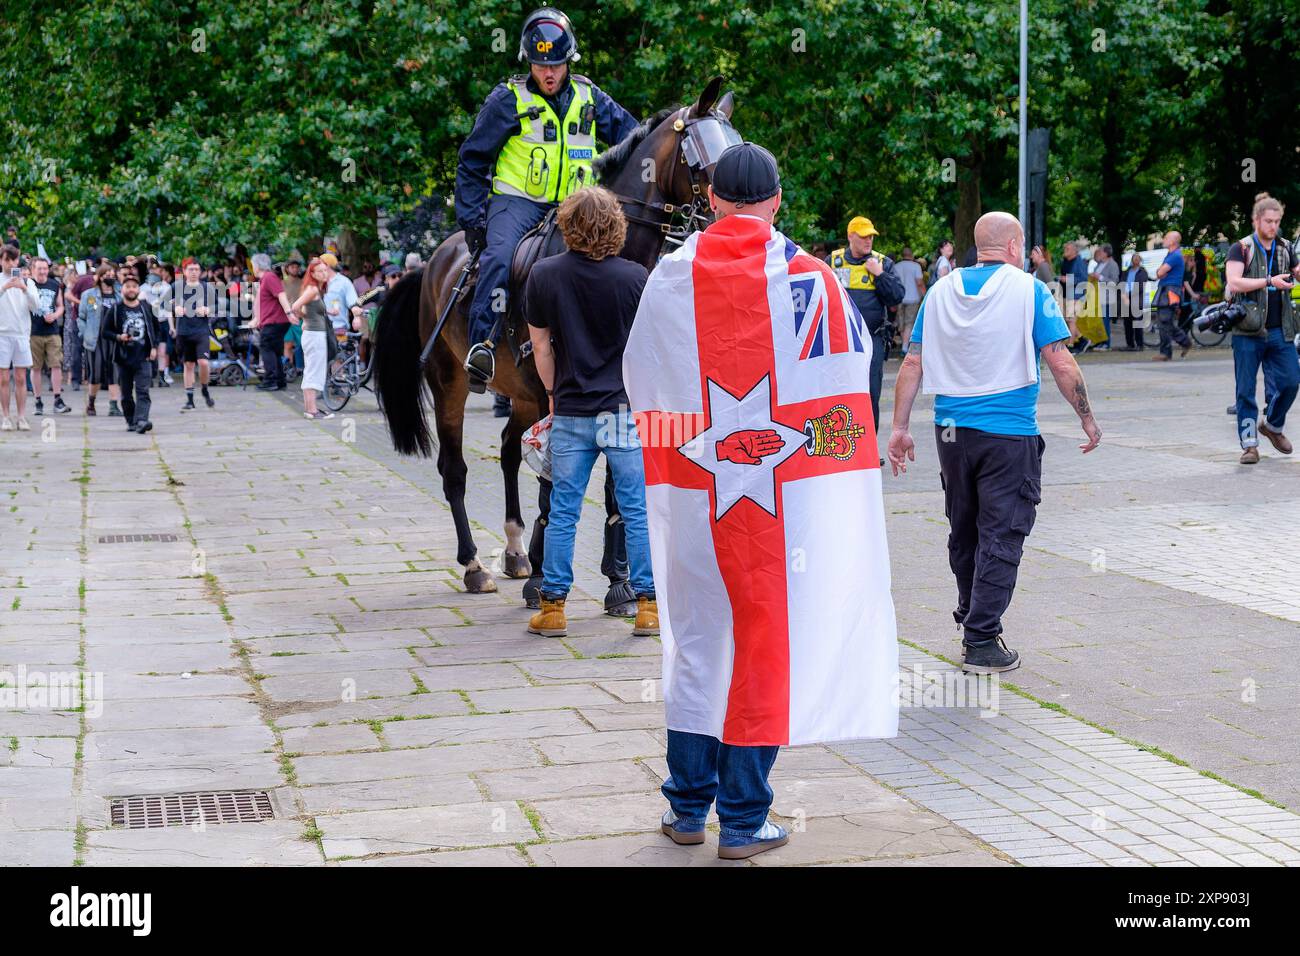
[464,343,494,393]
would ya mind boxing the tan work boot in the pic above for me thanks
[1239,446,1260,465]
[632,596,659,637]
[1258,421,1293,455]
[527,597,567,638]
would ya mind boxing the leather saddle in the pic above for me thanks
[509,208,565,297]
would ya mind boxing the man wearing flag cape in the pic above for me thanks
[623,143,899,860]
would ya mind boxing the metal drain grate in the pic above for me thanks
[98,533,179,544]
[110,791,275,829]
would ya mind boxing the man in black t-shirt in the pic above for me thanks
[523,186,656,641]
[28,257,71,415]
[103,272,158,433]
[173,257,215,410]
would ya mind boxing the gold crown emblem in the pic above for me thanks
[803,404,865,461]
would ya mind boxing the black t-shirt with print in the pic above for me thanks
[112,301,154,365]
[31,278,62,336]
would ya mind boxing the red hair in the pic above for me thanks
[301,256,329,295]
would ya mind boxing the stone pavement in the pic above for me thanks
[1,348,1298,867]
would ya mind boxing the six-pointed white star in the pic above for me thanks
[677,375,808,520]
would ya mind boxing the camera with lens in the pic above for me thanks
[1194,300,1247,335]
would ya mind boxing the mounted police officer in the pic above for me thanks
[456,7,640,391]
[827,216,904,433]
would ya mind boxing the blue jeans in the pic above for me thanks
[541,410,654,598]
[1233,327,1300,447]
[663,730,780,835]
[467,193,550,345]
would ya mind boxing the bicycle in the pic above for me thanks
[1139,295,1227,350]
[322,331,371,412]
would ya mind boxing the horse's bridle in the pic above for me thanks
[615,107,737,250]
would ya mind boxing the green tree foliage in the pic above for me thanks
[0,0,1291,266]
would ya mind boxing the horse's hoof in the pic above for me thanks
[605,580,637,618]
[465,567,498,593]
[522,575,542,610]
[503,551,532,579]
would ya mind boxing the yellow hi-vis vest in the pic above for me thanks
[492,75,597,204]
[829,248,885,291]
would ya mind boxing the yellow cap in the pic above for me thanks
[320,253,339,268]
[847,216,879,238]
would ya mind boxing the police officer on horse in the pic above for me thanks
[455,7,640,391]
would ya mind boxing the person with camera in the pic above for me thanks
[1225,193,1300,465]
[102,270,158,434]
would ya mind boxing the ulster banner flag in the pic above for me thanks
[623,214,898,747]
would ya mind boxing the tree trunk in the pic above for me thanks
[953,161,982,263]
[337,207,379,275]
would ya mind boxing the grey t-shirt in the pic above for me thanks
[894,259,924,304]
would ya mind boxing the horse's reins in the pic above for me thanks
[614,109,717,247]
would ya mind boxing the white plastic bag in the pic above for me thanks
[522,414,553,482]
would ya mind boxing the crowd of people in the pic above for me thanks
[0,236,422,431]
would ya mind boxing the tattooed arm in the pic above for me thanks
[887,341,924,475]
[1042,338,1102,453]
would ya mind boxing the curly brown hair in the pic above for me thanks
[556,186,627,260]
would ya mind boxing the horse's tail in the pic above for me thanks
[372,270,434,458]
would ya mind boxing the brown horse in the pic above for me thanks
[372,77,738,605]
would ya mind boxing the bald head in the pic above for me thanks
[1164,230,1181,250]
[973,212,1024,266]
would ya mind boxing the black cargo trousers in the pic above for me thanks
[934,425,1044,646]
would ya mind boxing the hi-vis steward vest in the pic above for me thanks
[830,248,885,291]
[492,74,597,204]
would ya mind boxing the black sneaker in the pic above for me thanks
[181,399,195,412]
[961,636,1021,674]
[108,403,123,417]
[135,420,153,434]
[54,395,70,414]
[33,398,43,416]
[203,389,215,408]
[157,376,170,388]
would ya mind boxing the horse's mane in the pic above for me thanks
[593,107,679,181]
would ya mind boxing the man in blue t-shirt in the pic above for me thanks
[1153,230,1192,361]
[888,212,1101,676]
[1058,241,1090,352]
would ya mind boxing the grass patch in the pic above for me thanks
[410,673,430,695]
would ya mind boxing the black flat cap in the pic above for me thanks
[710,142,780,205]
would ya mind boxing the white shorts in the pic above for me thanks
[0,334,33,369]
[301,330,328,392]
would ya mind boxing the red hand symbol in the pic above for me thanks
[716,429,785,466]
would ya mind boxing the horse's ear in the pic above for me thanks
[691,75,724,117]
[716,90,734,120]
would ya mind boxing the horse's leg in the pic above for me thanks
[431,358,496,594]
[522,476,549,609]
[499,407,531,579]
[601,469,637,616]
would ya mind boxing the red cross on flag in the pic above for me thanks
[624,214,898,747]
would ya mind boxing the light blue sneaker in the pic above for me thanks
[661,808,706,846]
[718,820,788,860]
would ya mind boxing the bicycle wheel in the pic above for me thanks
[1141,313,1161,349]
[1190,320,1226,348]
[321,364,354,412]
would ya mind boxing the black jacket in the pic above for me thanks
[103,299,158,365]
